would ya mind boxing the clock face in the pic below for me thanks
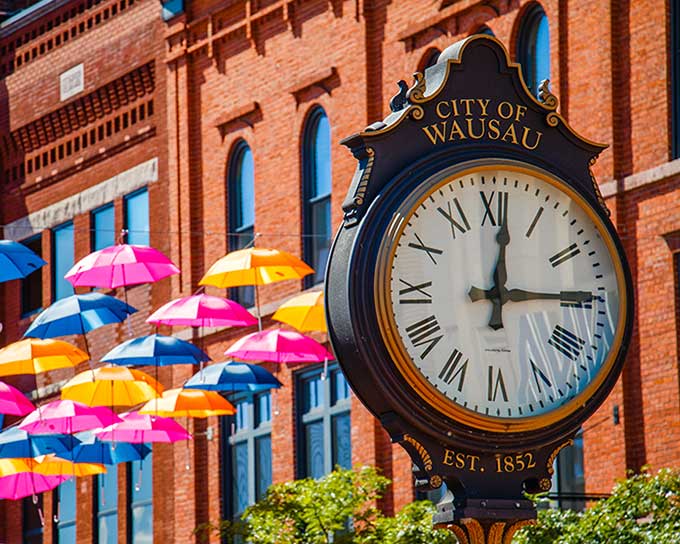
[376,164,626,432]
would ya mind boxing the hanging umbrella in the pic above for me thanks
[147,293,257,328]
[57,431,150,465]
[225,329,333,364]
[199,247,314,330]
[0,381,35,416]
[138,388,236,418]
[0,338,88,377]
[64,244,179,289]
[60,366,163,407]
[30,454,106,476]
[0,427,79,459]
[0,240,47,283]
[272,291,326,332]
[0,471,69,499]
[19,400,121,434]
[23,293,137,340]
[94,411,192,443]
[101,334,210,368]
[184,361,282,392]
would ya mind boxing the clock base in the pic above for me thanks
[437,518,536,544]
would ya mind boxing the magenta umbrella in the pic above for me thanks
[64,244,179,289]
[147,294,257,328]
[19,400,122,434]
[93,411,192,443]
[0,473,70,500]
[0,381,34,416]
[225,329,333,363]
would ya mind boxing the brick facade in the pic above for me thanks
[1,0,679,542]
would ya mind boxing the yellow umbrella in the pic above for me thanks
[199,247,314,288]
[272,291,326,332]
[0,457,37,477]
[61,366,163,407]
[0,338,88,377]
[32,455,106,476]
[138,388,236,418]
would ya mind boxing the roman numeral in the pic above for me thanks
[530,359,552,394]
[487,366,508,402]
[548,324,586,360]
[437,198,470,239]
[405,315,443,359]
[408,233,443,265]
[549,243,581,267]
[525,207,544,238]
[480,191,508,227]
[438,349,468,391]
[398,279,432,304]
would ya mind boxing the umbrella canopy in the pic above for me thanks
[0,381,34,416]
[225,329,333,363]
[0,427,79,459]
[65,244,179,288]
[184,361,282,392]
[272,291,326,332]
[147,294,257,328]
[58,431,150,465]
[23,293,137,339]
[94,411,192,443]
[61,366,163,407]
[0,472,69,499]
[0,338,88,377]
[19,400,121,434]
[0,240,47,283]
[138,388,236,418]
[101,334,209,367]
[199,247,314,288]
[31,454,106,476]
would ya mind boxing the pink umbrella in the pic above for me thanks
[0,381,34,416]
[147,294,257,328]
[19,400,122,434]
[225,329,333,363]
[64,244,179,288]
[0,473,70,500]
[93,411,192,443]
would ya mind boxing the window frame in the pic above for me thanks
[20,233,43,317]
[302,107,332,288]
[127,448,153,544]
[91,202,115,252]
[295,362,351,479]
[51,221,75,302]
[123,187,149,246]
[517,3,550,97]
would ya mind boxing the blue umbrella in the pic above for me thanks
[0,240,47,283]
[23,293,137,341]
[59,431,150,465]
[0,426,79,458]
[101,334,210,367]
[184,361,282,392]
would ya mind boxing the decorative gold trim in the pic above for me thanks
[374,161,629,434]
[403,433,433,471]
[352,147,375,207]
[539,478,552,491]
[589,157,610,215]
[429,475,443,489]
[406,72,427,103]
[442,519,535,544]
[546,440,574,475]
[537,79,559,111]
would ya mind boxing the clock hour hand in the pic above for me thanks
[507,289,594,304]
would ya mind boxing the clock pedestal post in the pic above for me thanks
[437,518,535,544]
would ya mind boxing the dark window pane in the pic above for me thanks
[303,375,324,412]
[255,435,272,501]
[92,203,115,251]
[96,464,118,544]
[305,420,325,479]
[557,433,585,511]
[20,235,42,315]
[98,515,118,544]
[129,446,152,544]
[310,197,331,285]
[518,7,550,96]
[130,504,152,544]
[52,222,75,301]
[234,398,249,432]
[124,189,149,246]
[331,369,350,404]
[232,442,249,515]
[332,413,351,469]
[56,477,77,543]
[311,115,331,198]
[23,495,43,542]
[254,392,271,427]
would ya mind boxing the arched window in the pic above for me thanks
[302,108,332,287]
[517,4,550,97]
[228,141,255,306]
[419,48,441,72]
[475,25,495,37]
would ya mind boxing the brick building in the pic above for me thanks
[0,0,679,542]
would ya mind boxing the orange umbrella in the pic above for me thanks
[61,366,163,407]
[138,388,236,418]
[0,339,88,377]
[0,456,105,477]
[272,291,326,332]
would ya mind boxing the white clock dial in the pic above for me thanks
[383,165,623,425]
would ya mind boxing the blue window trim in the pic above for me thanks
[672,0,680,158]
[295,362,351,479]
[302,106,332,288]
[51,221,75,302]
[20,233,43,318]
[91,202,115,252]
[123,187,149,246]
[127,449,153,544]
[221,390,272,520]
[517,4,550,97]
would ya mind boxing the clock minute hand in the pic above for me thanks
[487,221,510,331]
[506,289,593,304]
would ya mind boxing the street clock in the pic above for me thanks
[325,35,633,529]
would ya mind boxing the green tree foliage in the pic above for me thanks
[514,468,680,544]
[194,466,456,544]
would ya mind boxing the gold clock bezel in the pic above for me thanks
[374,160,628,433]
